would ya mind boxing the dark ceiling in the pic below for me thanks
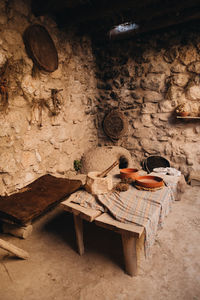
[31,0,200,40]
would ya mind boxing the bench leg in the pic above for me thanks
[121,232,137,276]
[73,214,84,256]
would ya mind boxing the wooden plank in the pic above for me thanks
[177,116,200,119]
[0,238,29,259]
[2,223,33,239]
[73,214,84,256]
[121,232,137,276]
[60,198,102,222]
[95,213,144,238]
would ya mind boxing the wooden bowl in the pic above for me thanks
[120,168,139,180]
[135,175,164,188]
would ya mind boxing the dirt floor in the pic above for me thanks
[0,185,199,300]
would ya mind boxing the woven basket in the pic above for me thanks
[23,24,58,72]
[102,110,128,141]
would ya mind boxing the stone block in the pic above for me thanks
[171,63,186,73]
[0,153,17,173]
[148,62,169,74]
[179,45,197,65]
[187,61,200,74]
[140,138,164,154]
[187,85,200,100]
[141,103,158,114]
[163,47,179,63]
[140,74,165,92]
[172,74,189,87]
[21,151,37,168]
[143,91,163,102]
[0,52,7,68]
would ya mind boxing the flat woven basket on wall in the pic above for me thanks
[102,110,128,141]
[23,24,58,72]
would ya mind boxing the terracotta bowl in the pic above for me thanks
[120,168,139,180]
[135,175,164,188]
[178,111,189,117]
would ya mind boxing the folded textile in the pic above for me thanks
[153,167,181,176]
[67,190,105,212]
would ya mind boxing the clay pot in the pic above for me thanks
[135,175,164,188]
[178,111,189,117]
[120,168,139,180]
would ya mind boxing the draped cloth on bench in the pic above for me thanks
[70,185,175,256]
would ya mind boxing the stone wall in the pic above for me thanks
[1,1,200,195]
[93,23,200,177]
[0,0,98,195]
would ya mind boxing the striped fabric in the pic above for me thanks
[71,178,176,255]
[98,186,174,255]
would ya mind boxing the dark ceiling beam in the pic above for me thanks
[52,0,200,32]
[128,0,200,23]
[109,5,200,40]
[75,0,200,36]
[31,0,87,16]
[51,0,163,25]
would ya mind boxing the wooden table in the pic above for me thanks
[60,173,181,276]
[60,196,144,276]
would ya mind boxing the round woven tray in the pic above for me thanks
[103,110,128,141]
[23,24,58,72]
[134,184,164,191]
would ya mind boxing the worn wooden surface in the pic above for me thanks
[73,214,84,255]
[0,238,29,259]
[60,197,102,222]
[0,175,82,226]
[121,232,137,276]
[95,213,144,238]
[2,223,33,239]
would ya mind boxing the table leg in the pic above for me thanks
[121,232,137,276]
[73,214,84,256]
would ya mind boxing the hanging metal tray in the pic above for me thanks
[23,24,58,72]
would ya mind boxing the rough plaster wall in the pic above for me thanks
[0,0,98,195]
[93,24,200,177]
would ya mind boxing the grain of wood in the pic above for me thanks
[0,238,29,259]
[2,224,33,239]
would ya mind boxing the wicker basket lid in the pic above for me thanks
[23,24,58,72]
[143,156,170,173]
[103,110,128,141]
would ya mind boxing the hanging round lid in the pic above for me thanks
[103,110,128,141]
[23,24,58,72]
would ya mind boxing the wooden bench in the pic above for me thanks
[60,197,144,276]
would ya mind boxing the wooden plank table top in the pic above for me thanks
[95,213,144,238]
[60,196,102,222]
